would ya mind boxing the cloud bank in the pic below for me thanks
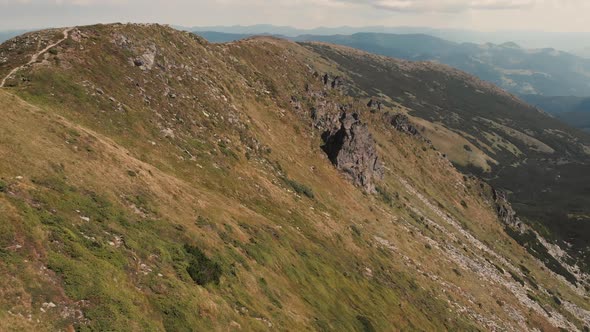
[335,0,554,12]
[0,0,588,31]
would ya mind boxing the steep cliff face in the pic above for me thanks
[320,111,384,193]
[300,74,384,192]
[0,24,589,331]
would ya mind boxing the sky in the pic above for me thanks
[0,0,589,32]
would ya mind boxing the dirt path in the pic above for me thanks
[0,28,73,88]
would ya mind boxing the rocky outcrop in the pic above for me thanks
[290,96,302,111]
[331,76,343,89]
[384,112,433,147]
[299,73,383,192]
[319,111,384,193]
[321,73,344,90]
[133,44,157,71]
[492,188,524,231]
[310,99,341,131]
[385,113,420,137]
[367,99,382,111]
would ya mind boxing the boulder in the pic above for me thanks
[321,73,344,90]
[386,113,421,137]
[331,76,343,89]
[367,99,382,111]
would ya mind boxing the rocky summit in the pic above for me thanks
[0,23,589,331]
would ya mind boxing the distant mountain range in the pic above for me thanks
[4,25,590,58]
[192,31,263,43]
[194,30,590,96]
[0,29,29,43]
[293,33,590,97]
[189,24,590,58]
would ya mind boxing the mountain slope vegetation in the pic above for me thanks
[0,23,589,331]
[303,41,590,273]
[522,94,590,131]
[195,31,590,131]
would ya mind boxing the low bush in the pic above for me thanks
[356,315,376,332]
[184,244,222,286]
[376,185,397,205]
[282,177,314,199]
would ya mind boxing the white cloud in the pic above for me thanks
[334,0,562,12]
[0,0,588,32]
[0,0,126,5]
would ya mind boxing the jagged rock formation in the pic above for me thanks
[386,112,421,137]
[384,112,433,146]
[305,74,383,193]
[492,187,523,231]
[320,111,384,193]
[321,73,344,90]
[367,99,382,111]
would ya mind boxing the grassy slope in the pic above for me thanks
[0,24,589,331]
[302,42,590,272]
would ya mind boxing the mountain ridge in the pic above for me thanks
[188,24,590,56]
[0,23,589,331]
[193,30,590,103]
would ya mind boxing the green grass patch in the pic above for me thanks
[376,185,397,205]
[281,176,315,199]
[184,244,222,286]
[357,315,376,332]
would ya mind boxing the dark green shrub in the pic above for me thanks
[184,244,222,286]
[492,263,505,274]
[526,292,540,303]
[356,315,376,332]
[505,229,578,285]
[218,142,239,160]
[509,270,525,286]
[281,177,314,198]
[376,185,397,205]
[350,225,362,237]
